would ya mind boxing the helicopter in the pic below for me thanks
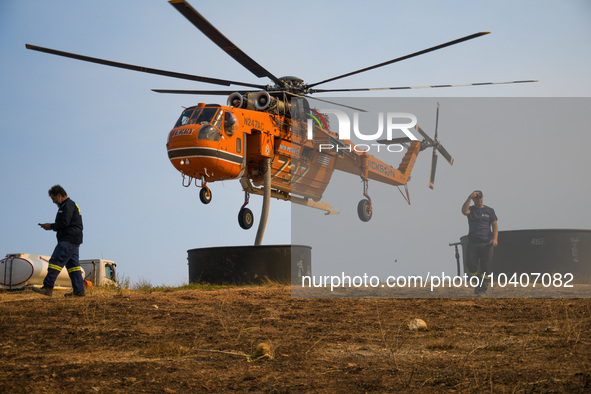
[25,0,536,245]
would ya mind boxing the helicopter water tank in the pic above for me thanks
[187,245,311,284]
[459,229,591,281]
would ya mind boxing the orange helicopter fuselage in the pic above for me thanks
[166,103,338,202]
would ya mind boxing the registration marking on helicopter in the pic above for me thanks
[244,117,265,131]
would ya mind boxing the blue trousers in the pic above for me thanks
[44,241,84,293]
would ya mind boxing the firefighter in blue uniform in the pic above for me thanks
[32,185,85,297]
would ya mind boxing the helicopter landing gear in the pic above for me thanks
[238,207,254,230]
[238,191,254,230]
[357,179,373,222]
[357,199,372,222]
[199,185,212,204]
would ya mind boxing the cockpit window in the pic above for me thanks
[224,111,237,136]
[212,110,223,129]
[197,125,221,141]
[188,107,203,124]
[174,107,196,128]
[192,107,220,125]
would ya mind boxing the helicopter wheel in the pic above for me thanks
[199,187,212,204]
[238,207,254,230]
[357,199,372,222]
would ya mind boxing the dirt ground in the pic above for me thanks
[1,285,590,393]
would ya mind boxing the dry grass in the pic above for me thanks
[1,286,590,392]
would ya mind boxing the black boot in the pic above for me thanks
[31,286,53,297]
[65,291,85,297]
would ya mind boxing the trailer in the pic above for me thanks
[0,253,117,290]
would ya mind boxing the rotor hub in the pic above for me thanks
[276,76,307,93]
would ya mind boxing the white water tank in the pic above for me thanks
[0,253,85,289]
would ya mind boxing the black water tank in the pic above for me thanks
[187,244,312,284]
[460,229,591,281]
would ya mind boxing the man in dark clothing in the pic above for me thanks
[461,190,498,296]
[32,185,85,297]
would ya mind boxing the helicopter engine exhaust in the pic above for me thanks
[227,92,244,108]
[254,91,290,114]
[254,91,272,110]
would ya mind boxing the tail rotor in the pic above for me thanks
[415,102,454,189]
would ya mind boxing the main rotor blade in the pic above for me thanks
[152,89,250,95]
[308,32,490,88]
[310,79,538,93]
[169,0,282,86]
[287,92,367,112]
[25,44,266,89]
[152,89,289,95]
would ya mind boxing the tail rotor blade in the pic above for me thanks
[415,125,433,144]
[438,144,454,165]
[422,102,452,188]
[429,150,438,190]
[434,102,440,140]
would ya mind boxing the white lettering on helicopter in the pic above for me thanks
[278,144,301,156]
[368,160,396,178]
[170,128,195,138]
[272,157,310,184]
[244,117,264,130]
[307,111,418,142]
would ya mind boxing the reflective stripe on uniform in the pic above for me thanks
[48,263,63,272]
[67,266,82,273]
